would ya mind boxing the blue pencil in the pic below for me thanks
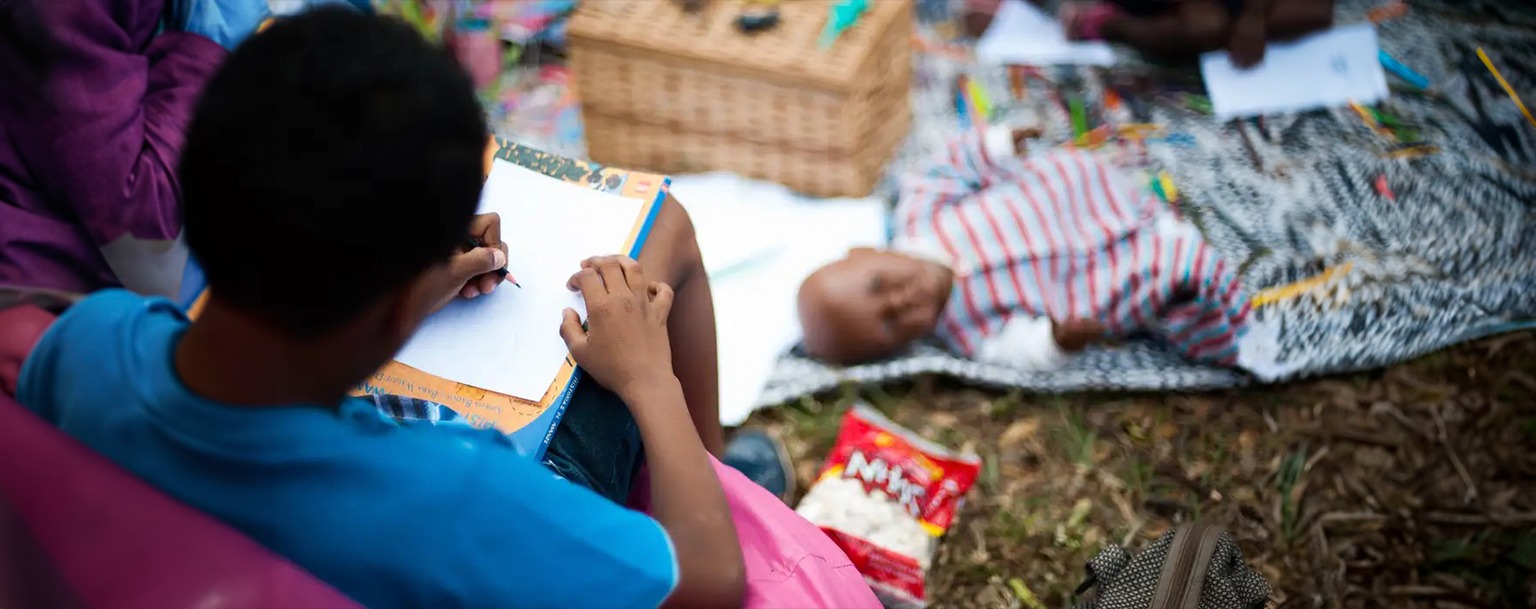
[954,75,971,128]
[1379,50,1430,90]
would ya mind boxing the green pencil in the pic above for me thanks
[1069,97,1088,140]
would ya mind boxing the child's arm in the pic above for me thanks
[1227,0,1274,68]
[0,0,226,297]
[618,375,745,608]
[895,124,1038,241]
[561,256,744,609]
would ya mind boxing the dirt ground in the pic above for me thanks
[747,332,1536,608]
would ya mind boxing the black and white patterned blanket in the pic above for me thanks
[757,0,1536,406]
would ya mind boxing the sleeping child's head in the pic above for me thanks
[179,7,492,385]
[796,248,954,365]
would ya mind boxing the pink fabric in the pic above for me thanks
[447,25,503,90]
[2,299,871,608]
[0,396,360,609]
[630,457,882,609]
[0,302,55,395]
[1061,2,1122,41]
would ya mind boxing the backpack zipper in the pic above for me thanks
[1150,523,1221,609]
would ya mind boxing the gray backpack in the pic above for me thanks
[1072,523,1272,609]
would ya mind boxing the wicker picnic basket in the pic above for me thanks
[567,0,913,198]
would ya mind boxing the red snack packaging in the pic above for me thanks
[795,405,982,608]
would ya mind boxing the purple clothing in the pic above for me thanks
[0,0,224,294]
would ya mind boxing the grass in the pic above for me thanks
[1276,445,1309,545]
[1053,405,1097,467]
[746,332,1536,608]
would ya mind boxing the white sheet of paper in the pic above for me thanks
[975,0,1116,67]
[394,161,642,400]
[1201,23,1388,119]
[669,173,887,426]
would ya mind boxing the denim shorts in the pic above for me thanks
[368,378,644,506]
[539,379,645,505]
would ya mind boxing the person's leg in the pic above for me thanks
[636,196,727,457]
[541,379,646,505]
[364,381,644,505]
[1094,0,1231,59]
[548,195,792,503]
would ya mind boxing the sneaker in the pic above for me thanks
[721,429,796,504]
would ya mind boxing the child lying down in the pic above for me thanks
[798,125,1250,369]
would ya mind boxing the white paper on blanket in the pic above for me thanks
[1201,23,1388,119]
[975,0,1116,66]
[670,174,887,426]
[684,182,783,278]
[396,161,641,400]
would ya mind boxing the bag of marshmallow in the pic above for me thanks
[795,405,982,608]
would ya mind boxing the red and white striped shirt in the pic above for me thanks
[894,127,1250,368]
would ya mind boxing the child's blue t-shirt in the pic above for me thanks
[18,289,679,609]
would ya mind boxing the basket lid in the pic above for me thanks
[567,0,909,94]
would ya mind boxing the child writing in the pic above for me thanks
[12,9,751,608]
[798,124,1250,369]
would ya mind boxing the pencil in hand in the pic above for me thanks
[462,237,519,287]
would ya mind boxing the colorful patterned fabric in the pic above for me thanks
[756,0,1536,405]
[896,132,1249,366]
[364,393,466,426]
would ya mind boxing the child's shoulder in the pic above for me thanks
[15,290,189,433]
[53,288,184,333]
[27,288,181,370]
[26,288,182,370]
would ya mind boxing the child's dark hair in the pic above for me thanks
[180,7,486,336]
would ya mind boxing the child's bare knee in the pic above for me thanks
[639,194,703,285]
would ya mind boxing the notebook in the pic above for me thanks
[183,140,669,458]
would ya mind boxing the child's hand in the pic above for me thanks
[559,256,676,398]
[457,213,509,300]
[1011,127,1042,154]
[1227,14,1268,68]
[1051,318,1107,353]
[428,213,508,313]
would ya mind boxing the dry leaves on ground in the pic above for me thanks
[749,333,1536,608]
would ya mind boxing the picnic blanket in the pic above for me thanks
[757,0,1536,405]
